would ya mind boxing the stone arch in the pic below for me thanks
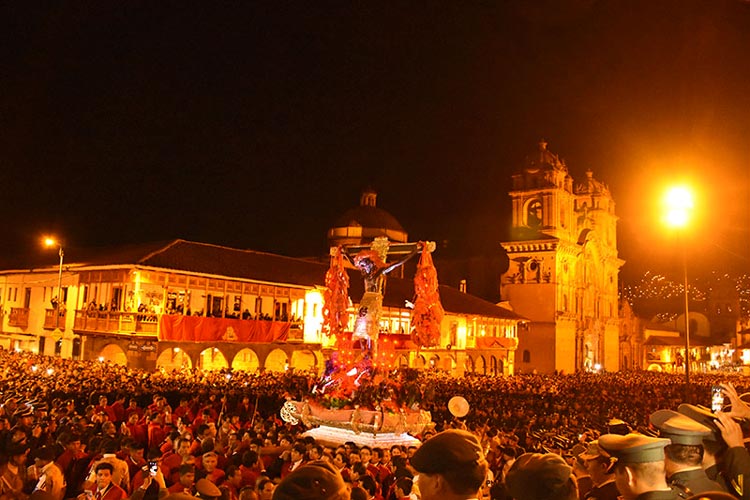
[428,354,440,369]
[396,354,409,368]
[98,343,127,366]
[290,350,318,373]
[156,348,193,371]
[439,354,455,371]
[525,197,543,228]
[232,348,260,372]
[265,348,289,372]
[497,358,504,376]
[464,354,475,373]
[647,363,663,372]
[413,354,426,369]
[198,348,229,371]
[490,356,498,375]
[476,355,486,375]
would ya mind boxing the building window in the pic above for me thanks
[523,350,531,363]
[526,199,543,228]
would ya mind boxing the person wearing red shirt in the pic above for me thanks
[162,438,193,485]
[173,399,195,426]
[77,462,127,500]
[167,464,195,495]
[94,396,118,424]
[147,413,167,451]
[124,400,144,421]
[221,465,242,500]
[123,413,148,448]
[109,394,127,424]
[238,450,262,488]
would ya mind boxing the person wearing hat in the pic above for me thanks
[272,460,348,500]
[578,441,619,500]
[410,429,488,500]
[608,419,633,436]
[649,410,726,497]
[0,443,30,500]
[598,433,678,500]
[195,478,221,500]
[506,452,578,500]
[677,404,731,492]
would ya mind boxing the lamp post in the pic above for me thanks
[44,237,64,332]
[664,187,694,384]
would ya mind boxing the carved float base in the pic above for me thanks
[301,425,422,448]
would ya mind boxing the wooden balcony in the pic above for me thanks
[43,308,68,329]
[8,307,30,328]
[73,310,159,335]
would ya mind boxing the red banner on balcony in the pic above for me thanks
[158,315,290,343]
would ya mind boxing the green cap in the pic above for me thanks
[649,410,712,445]
[598,433,670,468]
[677,404,720,442]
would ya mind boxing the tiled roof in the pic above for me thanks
[1,239,524,321]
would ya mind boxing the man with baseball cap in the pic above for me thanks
[410,429,488,500]
[598,433,678,500]
[578,441,619,500]
[650,410,726,496]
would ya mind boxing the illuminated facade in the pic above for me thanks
[501,141,624,373]
[0,239,523,375]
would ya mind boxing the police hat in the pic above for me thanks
[598,433,670,470]
[506,453,573,500]
[578,441,609,461]
[195,479,221,498]
[273,461,348,500]
[649,410,712,446]
[677,404,721,442]
[410,429,486,474]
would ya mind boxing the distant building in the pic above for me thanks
[328,189,408,248]
[0,239,524,375]
[500,140,623,373]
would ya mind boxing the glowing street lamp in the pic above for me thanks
[663,186,694,384]
[43,237,64,333]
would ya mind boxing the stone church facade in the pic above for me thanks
[501,141,623,373]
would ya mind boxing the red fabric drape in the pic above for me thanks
[158,315,290,343]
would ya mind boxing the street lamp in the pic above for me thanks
[43,237,64,332]
[663,186,694,384]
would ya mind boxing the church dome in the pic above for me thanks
[327,189,408,247]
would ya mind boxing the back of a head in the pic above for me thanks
[506,453,577,500]
[350,487,368,500]
[272,461,348,500]
[410,429,488,495]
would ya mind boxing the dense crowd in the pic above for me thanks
[2,348,750,500]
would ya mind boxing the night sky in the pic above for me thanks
[3,1,750,282]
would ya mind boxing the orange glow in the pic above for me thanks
[43,236,58,248]
[663,186,694,228]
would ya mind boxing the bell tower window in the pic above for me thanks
[526,199,543,228]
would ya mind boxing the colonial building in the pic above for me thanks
[0,239,524,376]
[500,141,623,373]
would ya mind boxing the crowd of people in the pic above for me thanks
[2,348,750,500]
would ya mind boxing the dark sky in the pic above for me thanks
[3,1,750,282]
